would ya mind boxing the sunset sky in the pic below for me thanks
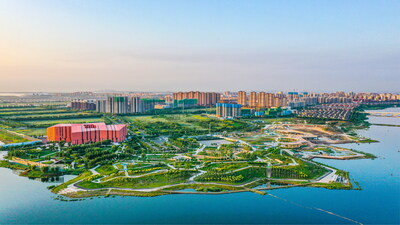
[0,0,399,92]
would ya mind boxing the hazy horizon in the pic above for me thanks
[1,0,399,93]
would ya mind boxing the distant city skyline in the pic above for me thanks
[1,0,399,92]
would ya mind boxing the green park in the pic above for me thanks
[0,103,381,198]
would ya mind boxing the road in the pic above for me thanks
[89,165,100,175]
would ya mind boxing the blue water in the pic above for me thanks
[0,109,399,224]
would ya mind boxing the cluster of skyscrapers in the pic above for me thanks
[96,96,144,114]
[95,96,166,114]
[286,92,400,108]
[238,91,288,108]
[286,92,353,108]
[68,91,400,118]
[216,103,242,118]
[71,100,96,111]
[173,92,221,106]
[352,93,400,102]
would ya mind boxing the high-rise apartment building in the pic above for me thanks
[266,93,274,107]
[96,96,146,114]
[216,103,242,118]
[273,95,288,107]
[237,91,286,108]
[257,92,267,108]
[238,91,247,106]
[142,98,165,112]
[249,92,257,108]
[129,97,143,113]
[71,100,96,111]
[107,96,129,114]
[173,92,221,106]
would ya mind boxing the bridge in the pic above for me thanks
[361,111,400,118]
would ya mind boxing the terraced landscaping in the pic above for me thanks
[0,105,375,199]
[0,129,31,144]
[0,105,105,137]
[24,117,104,127]
[124,114,255,136]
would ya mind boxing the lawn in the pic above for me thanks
[95,164,118,175]
[12,128,47,137]
[0,109,72,117]
[127,165,169,176]
[19,169,62,178]
[125,114,207,129]
[0,160,29,170]
[240,135,276,145]
[0,107,104,129]
[0,107,48,112]
[245,117,301,124]
[7,112,92,120]
[8,149,55,160]
[79,170,194,189]
[52,171,92,193]
[24,117,104,127]
[202,162,251,172]
[195,166,266,184]
[125,114,253,136]
[0,129,31,144]
[271,160,328,179]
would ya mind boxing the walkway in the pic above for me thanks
[89,165,100,175]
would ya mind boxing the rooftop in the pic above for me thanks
[49,123,127,132]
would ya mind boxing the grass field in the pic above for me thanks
[14,149,56,160]
[11,128,47,136]
[52,171,91,193]
[24,118,104,126]
[125,114,209,130]
[240,135,276,145]
[95,164,118,175]
[0,129,31,144]
[123,114,253,136]
[0,106,104,131]
[0,102,67,107]
[124,114,195,123]
[0,107,48,112]
[0,109,73,116]
[79,170,194,189]
[4,112,92,120]
[245,117,301,124]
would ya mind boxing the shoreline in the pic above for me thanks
[2,107,397,200]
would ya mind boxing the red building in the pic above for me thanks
[47,123,128,145]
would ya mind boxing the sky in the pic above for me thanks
[0,0,399,93]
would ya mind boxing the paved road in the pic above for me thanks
[89,165,100,175]
[58,152,341,196]
[314,166,337,183]
[188,169,205,182]
[193,144,206,155]
[0,151,7,160]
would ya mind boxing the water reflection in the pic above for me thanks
[27,176,64,183]
[0,108,399,224]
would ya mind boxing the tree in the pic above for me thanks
[40,166,48,173]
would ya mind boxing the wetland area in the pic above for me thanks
[0,108,399,224]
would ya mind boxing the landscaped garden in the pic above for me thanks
[0,104,377,199]
[0,129,31,144]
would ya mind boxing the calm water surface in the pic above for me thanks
[0,109,399,224]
